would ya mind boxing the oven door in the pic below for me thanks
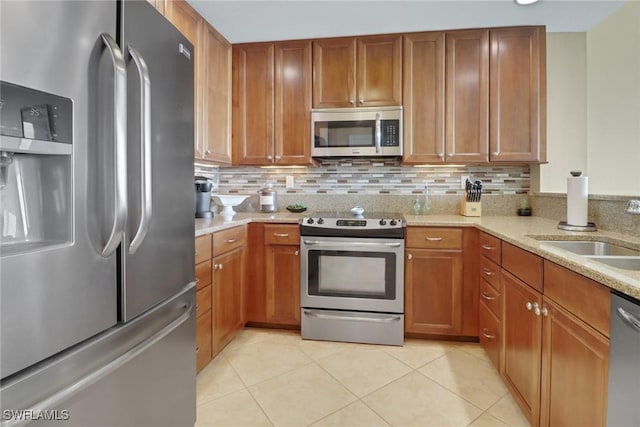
[300,236,404,313]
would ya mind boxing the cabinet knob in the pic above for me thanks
[437,153,444,159]
[526,302,533,311]
[492,152,499,156]
[275,155,281,160]
[407,253,413,260]
[359,99,364,105]
[267,155,273,160]
[533,302,541,316]
[294,250,299,256]
[542,307,548,317]
[349,99,355,106]
[205,150,212,155]
[219,263,223,270]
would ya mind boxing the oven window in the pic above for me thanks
[314,121,374,148]
[307,250,396,299]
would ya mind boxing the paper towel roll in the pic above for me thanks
[567,172,588,226]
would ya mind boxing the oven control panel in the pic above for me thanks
[302,217,404,230]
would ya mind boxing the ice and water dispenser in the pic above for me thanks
[0,81,73,255]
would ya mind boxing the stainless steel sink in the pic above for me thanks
[539,240,640,257]
[589,256,640,271]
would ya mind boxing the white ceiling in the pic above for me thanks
[188,0,625,44]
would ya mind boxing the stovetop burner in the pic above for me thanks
[300,212,405,238]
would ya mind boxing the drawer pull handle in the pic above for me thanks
[195,278,200,283]
[481,244,495,251]
[425,237,443,241]
[274,233,289,237]
[482,268,495,276]
[481,328,495,339]
[481,292,496,301]
[226,238,237,243]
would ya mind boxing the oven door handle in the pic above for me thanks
[303,310,402,323]
[303,240,402,248]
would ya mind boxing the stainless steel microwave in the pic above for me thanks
[311,106,402,157]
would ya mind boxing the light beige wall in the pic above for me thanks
[586,0,640,196]
[534,33,587,193]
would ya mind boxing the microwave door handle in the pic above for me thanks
[375,112,382,154]
[100,33,127,258]
[127,45,152,255]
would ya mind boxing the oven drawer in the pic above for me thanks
[301,309,404,346]
[406,227,462,249]
[264,224,300,245]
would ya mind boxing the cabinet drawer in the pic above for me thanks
[406,227,462,249]
[480,279,501,319]
[213,225,247,255]
[480,256,500,290]
[195,259,212,290]
[543,261,610,337]
[502,241,543,292]
[264,224,300,245]
[196,310,212,373]
[479,300,500,370]
[196,285,212,318]
[479,231,501,264]
[195,234,212,264]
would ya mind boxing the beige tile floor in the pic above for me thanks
[196,328,530,427]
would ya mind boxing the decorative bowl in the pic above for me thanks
[286,205,307,213]
[211,194,250,216]
[351,206,365,216]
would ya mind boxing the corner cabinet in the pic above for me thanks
[313,35,402,108]
[232,41,312,165]
[405,227,477,336]
[490,27,546,163]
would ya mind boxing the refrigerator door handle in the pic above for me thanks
[100,33,128,258]
[127,44,152,255]
[3,302,193,427]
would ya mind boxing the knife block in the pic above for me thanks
[460,198,482,217]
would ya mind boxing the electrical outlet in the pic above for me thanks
[286,175,295,188]
[461,175,469,189]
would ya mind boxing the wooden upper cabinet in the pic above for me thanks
[165,0,203,158]
[357,35,402,107]
[313,35,401,108]
[312,38,356,108]
[445,29,489,163]
[232,43,275,165]
[202,24,232,164]
[490,26,546,163]
[402,32,446,164]
[274,40,313,165]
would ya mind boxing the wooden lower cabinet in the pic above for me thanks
[196,309,212,372]
[479,300,500,368]
[212,245,245,355]
[540,298,609,427]
[501,269,543,426]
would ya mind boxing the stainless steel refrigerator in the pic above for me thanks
[0,1,196,426]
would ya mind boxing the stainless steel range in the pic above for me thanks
[300,212,405,346]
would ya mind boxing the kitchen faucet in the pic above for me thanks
[625,199,640,214]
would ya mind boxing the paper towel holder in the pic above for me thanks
[558,170,597,231]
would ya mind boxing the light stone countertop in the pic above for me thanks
[195,213,640,300]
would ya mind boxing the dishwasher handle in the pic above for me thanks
[617,307,640,332]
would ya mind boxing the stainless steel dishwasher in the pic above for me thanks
[607,292,640,426]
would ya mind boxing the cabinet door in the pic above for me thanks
[479,299,500,370]
[202,24,232,164]
[274,40,312,165]
[212,246,245,355]
[312,38,356,108]
[232,43,274,165]
[490,27,546,163]
[405,249,463,335]
[196,309,212,373]
[165,0,202,158]
[265,245,301,326]
[501,269,542,426]
[357,34,402,107]
[146,0,165,14]
[402,32,445,164]
[540,298,609,427]
[445,30,489,163]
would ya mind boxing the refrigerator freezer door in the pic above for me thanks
[119,1,196,321]
[0,1,119,378]
[0,284,196,427]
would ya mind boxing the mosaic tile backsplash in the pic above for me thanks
[195,162,530,196]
